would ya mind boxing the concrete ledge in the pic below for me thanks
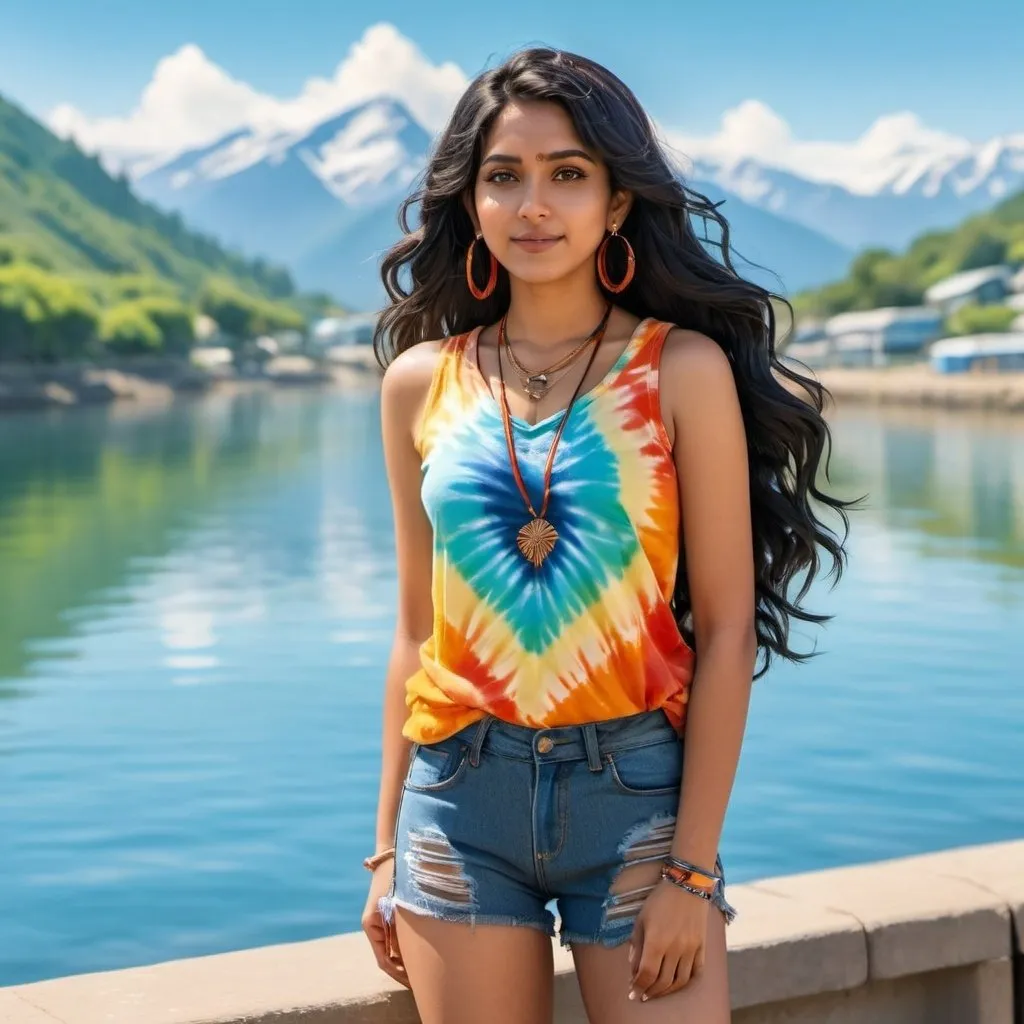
[757,849,1013,980]
[3,840,1021,1024]
[725,883,868,1008]
[2,934,416,1024]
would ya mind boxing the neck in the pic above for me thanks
[503,275,610,348]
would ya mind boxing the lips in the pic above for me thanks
[511,236,563,252]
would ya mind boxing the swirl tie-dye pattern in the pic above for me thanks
[403,318,695,745]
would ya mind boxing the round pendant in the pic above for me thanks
[517,518,558,567]
[524,374,550,400]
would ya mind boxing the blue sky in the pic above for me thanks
[1,0,1020,142]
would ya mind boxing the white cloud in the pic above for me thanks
[46,25,1008,199]
[46,22,468,176]
[663,100,974,195]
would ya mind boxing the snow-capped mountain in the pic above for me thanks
[131,95,1021,309]
[134,97,850,309]
[136,98,431,270]
[672,108,1024,251]
[47,26,1022,309]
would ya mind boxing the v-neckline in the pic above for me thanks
[464,317,652,432]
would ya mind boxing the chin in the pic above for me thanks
[504,260,573,287]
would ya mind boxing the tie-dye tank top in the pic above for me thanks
[403,317,696,745]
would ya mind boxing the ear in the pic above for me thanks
[608,189,634,232]
[461,190,480,235]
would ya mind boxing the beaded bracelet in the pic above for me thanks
[362,847,396,871]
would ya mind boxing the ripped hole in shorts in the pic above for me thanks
[406,828,477,908]
[602,813,675,925]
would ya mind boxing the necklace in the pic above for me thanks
[503,312,610,400]
[496,305,612,567]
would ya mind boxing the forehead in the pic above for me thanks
[482,100,585,154]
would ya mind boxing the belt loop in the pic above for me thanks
[468,715,494,768]
[582,723,602,772]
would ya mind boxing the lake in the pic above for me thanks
[1,387,1021,986]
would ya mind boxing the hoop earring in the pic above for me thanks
[466,233,498,300]
[597,224,636,294]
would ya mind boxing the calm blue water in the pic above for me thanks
[0,389,1021,986]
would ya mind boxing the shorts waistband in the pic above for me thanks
[455,709,680,772]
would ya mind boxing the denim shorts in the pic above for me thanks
[379,708,735,948]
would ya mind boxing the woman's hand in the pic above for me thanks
[628,880,709,1001]
[361,865,409,988]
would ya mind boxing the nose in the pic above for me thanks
[517,179,550,221]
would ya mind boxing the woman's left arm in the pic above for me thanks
[664,328,757,871]
[627,328,757,1002]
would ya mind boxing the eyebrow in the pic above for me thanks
[481,148,597,166]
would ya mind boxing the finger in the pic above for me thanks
[628,919,643,982]
[374,941,410,987]
[629,944,663,1001]
[382,912,403,964]
[644,953,680,1000]
[672,950,696,991]
[691,943,706,978]
[365,921,409,987]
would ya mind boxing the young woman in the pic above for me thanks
[361,47,849,1024]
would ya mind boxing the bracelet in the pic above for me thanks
[661,863,716,892]
[664,855,721,885]
[660,864,717,904]
[362,847,396,871]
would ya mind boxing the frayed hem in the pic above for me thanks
[384,895,556,937]
[558,929,633,950]
[558,897,737,950]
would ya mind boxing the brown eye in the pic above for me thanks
[554,167,586,181]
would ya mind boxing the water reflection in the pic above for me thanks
[0,386,390,689]
[0,389,1021,984]
[827,405,1024,569]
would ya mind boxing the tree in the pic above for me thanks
[0,262,98,361]
[134,295,195,354]
[98,302,162,354]
[199,276,305,347]
[946,304,1017,336]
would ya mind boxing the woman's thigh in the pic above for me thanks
[570,902,730,1024]
[396,908,555,1024]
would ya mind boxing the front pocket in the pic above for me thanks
[605,739,683,796]
[404,739,470,792]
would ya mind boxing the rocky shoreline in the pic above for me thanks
[5,356,1024,415]
[0,355,380,413]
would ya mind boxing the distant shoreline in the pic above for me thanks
[813,364,1024,414]
[0,355,381,414]
[5,355,1024,415]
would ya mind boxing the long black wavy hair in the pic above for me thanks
[375,46,856,678]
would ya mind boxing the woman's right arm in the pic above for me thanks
[361,342,440,983]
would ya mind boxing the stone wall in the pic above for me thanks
[2,839,1021,1024]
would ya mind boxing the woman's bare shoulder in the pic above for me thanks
[660,326,732,380]
[380,338,447,409]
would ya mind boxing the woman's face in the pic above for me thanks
[469,99,630,286]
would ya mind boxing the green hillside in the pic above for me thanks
[0,91,343,359]
[794,188,1024,319]
[0,90,300,295]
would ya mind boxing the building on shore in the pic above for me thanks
[930,332,1024,373]
[310,313,378,350]
[924,265,1015,315]
[792,306,946,368]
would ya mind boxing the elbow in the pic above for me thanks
[700,617,758,666]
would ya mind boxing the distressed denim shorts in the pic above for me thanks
[379,708,736,948]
